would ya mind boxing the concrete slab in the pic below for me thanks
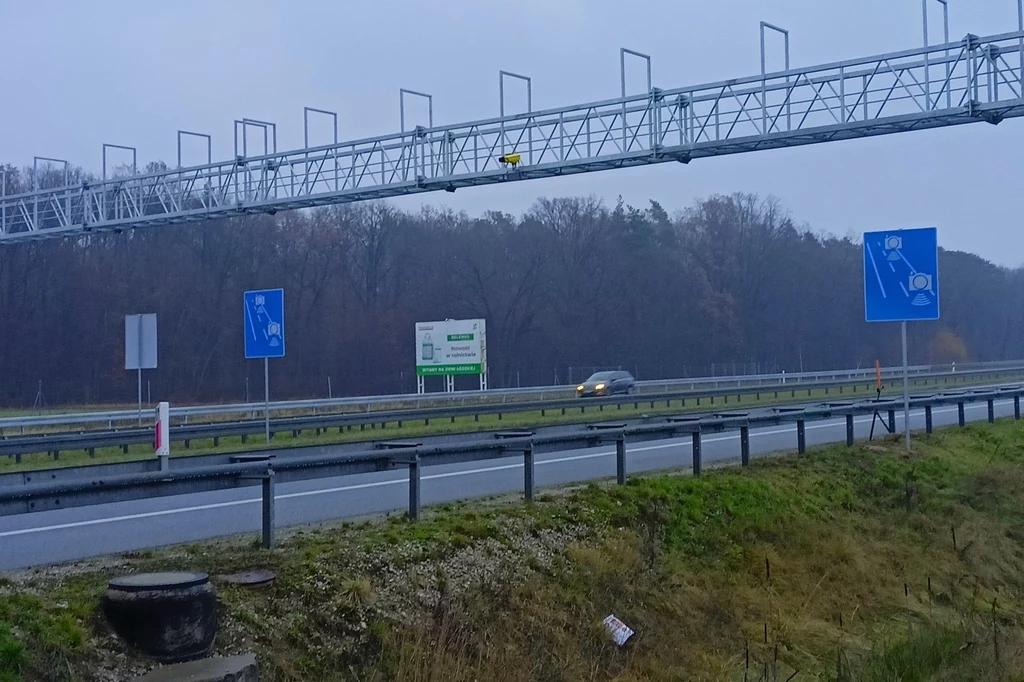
[133,654,258,682]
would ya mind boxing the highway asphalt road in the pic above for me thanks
[0,399,1016,571]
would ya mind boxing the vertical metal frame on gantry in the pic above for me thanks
[399,89,434,183]
[100,143,138,225]
[620,48,652,152]
[303,107,340,192]
[177,130,212,168]
[760,22,791,132]
[922,0,951,108]
[399,89,433,133]
[102,143,137,181]
[499,70,532,163]
[232,118,278,202]
[31,156,69,234]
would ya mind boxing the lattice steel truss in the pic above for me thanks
[2,28,1023,243]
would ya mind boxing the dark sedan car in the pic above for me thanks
[576,371,636,397]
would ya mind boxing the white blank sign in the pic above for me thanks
[125,314,158,370]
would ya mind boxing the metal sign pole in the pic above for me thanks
[264,357,270,445]
[902,321,911,452]
[137,315,143,426]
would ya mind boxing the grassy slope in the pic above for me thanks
[5,420,1024,680]
[1,372,1010,474]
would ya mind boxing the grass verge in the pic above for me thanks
[5,419,1024,679]
[3,372,1016,474]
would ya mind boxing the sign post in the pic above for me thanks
[125,313,158,425]
[863,227,939,451]
[243,289,285,444]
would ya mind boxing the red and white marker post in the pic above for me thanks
[155,401,170,471]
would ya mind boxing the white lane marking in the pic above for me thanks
[0,401,1003,538]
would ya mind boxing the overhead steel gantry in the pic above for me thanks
[2,9,1024,243]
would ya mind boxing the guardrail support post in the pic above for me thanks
[797,419,806,454]
[408,456,421,521]
[262,469,275,549]
[887,410,896,434]
[958,402,965,427]
[1015,395,1021,420]
[988,399,995,423]
[692,428,702,476]
[845,414,854,447]
[616,435,627,484]
[523,443,535,502]
[740,425,750,466]
[925,405,933,434]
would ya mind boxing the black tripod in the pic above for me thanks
[868,385,893,440]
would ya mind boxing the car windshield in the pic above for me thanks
[585,372,616,382]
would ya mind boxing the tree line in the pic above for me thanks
[1,162,1019,406]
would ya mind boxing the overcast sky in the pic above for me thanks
[2,0,1022,266]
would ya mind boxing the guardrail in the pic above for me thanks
[1,366,1015,462]
[1,383,1022,551]
[4,360,1018,434]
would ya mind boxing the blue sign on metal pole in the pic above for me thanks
[863,227,939,322]
[244,288,286,359]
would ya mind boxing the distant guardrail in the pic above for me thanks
[0,365,1020,461]
[2,382,1021,550]
[3,360,1019,434]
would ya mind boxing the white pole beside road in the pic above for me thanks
[264,357,270,445]
[903,321,911,452]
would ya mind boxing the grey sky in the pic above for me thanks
[2,0,1022,265]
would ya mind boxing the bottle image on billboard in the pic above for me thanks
[422,333,434,361]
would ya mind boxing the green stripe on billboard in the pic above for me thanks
[416,364,482,376]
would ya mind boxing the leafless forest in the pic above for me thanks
[1,163,1019,406]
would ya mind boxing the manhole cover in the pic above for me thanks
[108,572,209,592]
[219,569,276,586]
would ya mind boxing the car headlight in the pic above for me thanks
[576,385,585,391]
[595,383,606,390]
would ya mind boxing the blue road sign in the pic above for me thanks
[244,288,286,359]
[863,227,939,322]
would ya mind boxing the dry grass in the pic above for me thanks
[6,420,1024,680]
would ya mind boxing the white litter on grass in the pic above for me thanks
[602,614,635,646]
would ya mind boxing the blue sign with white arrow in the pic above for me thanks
[244,288,285,358]
[863,227,939,322]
